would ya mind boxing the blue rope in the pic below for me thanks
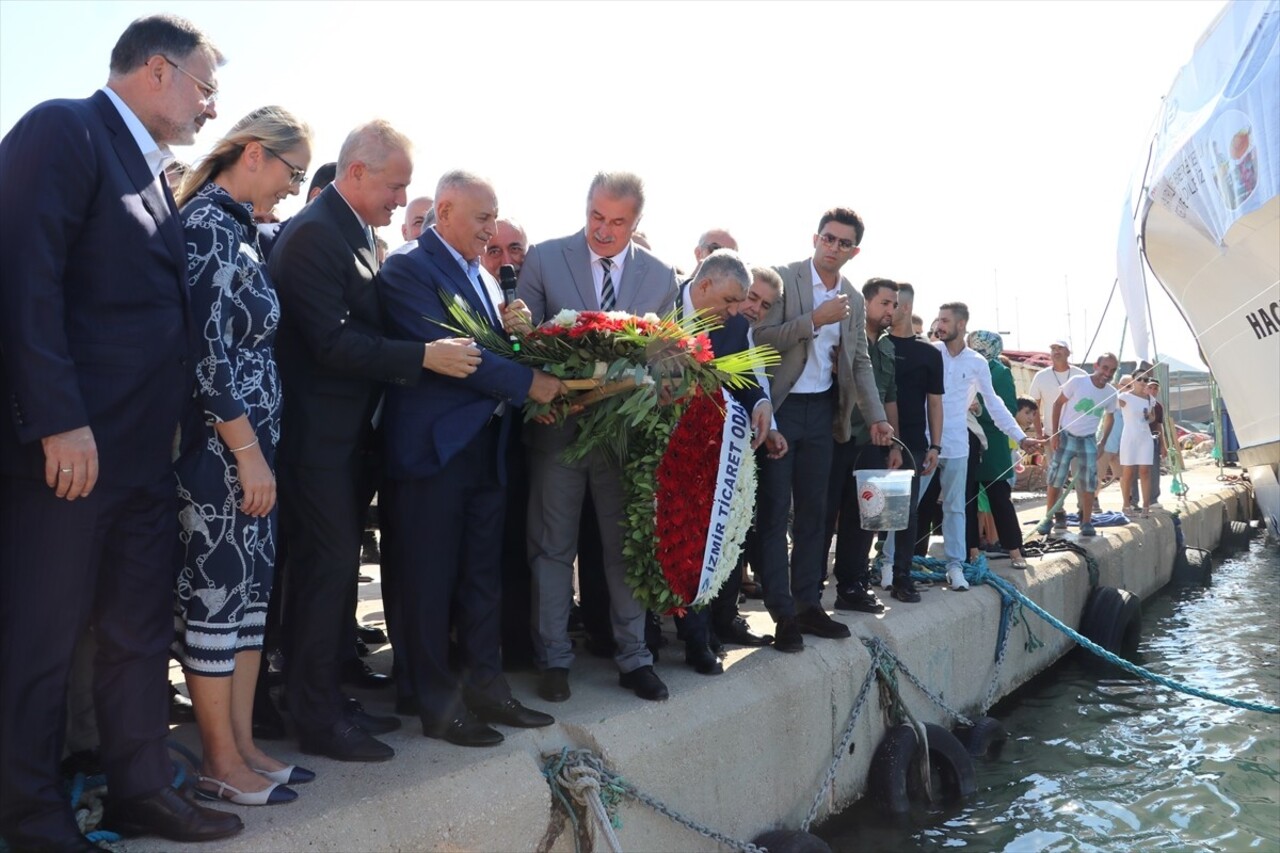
[907,552,1280,714]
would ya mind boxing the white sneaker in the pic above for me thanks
[876,555,893,590]
[946,562,970,591]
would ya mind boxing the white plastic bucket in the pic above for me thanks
[854,469,915,531]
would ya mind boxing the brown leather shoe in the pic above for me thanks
[103,785,243,842]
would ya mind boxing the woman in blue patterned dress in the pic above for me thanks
[173,106,312,806]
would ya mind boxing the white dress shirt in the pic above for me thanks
[100,86,172,179]
[790,260,842,394]
[935,342,1026,459]
[589,243,629,309]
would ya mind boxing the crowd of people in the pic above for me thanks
[0,15,1172,851]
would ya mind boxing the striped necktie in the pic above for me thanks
[600,257,616,311]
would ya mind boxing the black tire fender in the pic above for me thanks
[907,723,978,804]
[868,723,977,814]
[953,716,1008,760]
[1078,585,1142,656]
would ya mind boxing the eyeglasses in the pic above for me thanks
[263,146,307,186]
[161,56,218,105]
[818,233,857,252]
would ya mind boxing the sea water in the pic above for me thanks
[819,538,1280,851]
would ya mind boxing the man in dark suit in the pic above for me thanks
[269,121,482,763]
[0,15,244,849]
[674,250,785,674]
[518,172,679,704]
[377,171,563,746]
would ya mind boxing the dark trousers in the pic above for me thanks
[757,391,835,619]
[825,442,921,589]
[1,477,176,847]
[979,479,1023,551]
[964,433,982,554]
[278,458,374,737]
[576,489,611,645]
[381,422,510,724]
[915,471,943,556]
[499,419,533,669]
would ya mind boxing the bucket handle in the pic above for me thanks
[853,437,919,475]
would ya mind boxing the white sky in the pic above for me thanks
[1,0,1227,365]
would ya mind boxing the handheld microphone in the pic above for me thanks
[499,264,521,353]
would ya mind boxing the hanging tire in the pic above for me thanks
[750,830,833,853]
[907,723,978,805]
[953,716,1008,760]
[867,724,917,815]
[868,723,977,815]
[1077,586,1142,657]
[1223,519,1255,549]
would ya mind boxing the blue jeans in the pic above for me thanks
[938,455,968,563]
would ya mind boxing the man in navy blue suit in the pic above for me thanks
[0,15,245,850]
[675,249,786,674]
[377,171,564,747]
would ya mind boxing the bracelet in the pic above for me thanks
[228,438,259,453]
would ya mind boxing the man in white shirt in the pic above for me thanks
[1028,339,1086,528]
[932,303,1037,589]
[1036,354,1120,537]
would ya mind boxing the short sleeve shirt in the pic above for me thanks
[1058,374,1118,437]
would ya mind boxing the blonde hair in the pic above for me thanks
[176,105,312,208]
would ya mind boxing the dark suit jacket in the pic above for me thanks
[269,185,423,469]
[677,284,766,414]
[0,90,193,487]
[376,228,534,481]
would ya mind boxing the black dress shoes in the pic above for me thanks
[344,697,401,735]
[472,697,555,728]
[340,658,392,688]
[423,711,504,747]
[716,616,773,647]
[834,587,885,614]
[103,785,243,842]
[299,721,395,762]
[618,665,669,701]
[772,617,805,653]
[685,642,724,675]
[891,579,922,603]
[794,607,852,639]
[355,623,388,646]
[538,667,571,703]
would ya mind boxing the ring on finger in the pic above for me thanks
[60,467,73,473]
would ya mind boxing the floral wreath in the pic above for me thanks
[437,299,777,613]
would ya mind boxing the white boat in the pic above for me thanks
[1119,0,1280,538]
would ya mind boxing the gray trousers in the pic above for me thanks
[527,446,651,673]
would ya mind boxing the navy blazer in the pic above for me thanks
[376,228,534,481]
[269,185,423,469]
[0,90,194,487]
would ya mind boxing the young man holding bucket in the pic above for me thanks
[822,278,903,613]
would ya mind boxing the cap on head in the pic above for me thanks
[1050,339,1071,352]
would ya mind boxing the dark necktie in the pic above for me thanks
[600,257,616,311]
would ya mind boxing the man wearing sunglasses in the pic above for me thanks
[0,14,247,850]
[752,208,892,653]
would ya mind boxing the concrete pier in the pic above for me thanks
[131,462,1256,852]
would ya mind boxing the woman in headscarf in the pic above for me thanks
[967,330,1029,569]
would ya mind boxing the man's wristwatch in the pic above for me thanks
[928,444,942,453]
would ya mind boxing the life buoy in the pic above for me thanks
[867,723,977,814]
[1077,585,1142,657]
[952,716,1008,760]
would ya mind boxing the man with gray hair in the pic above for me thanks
[676,249,784,673]
[0,13,246,847]
[270,121,482,763]
[693,227,738,264]
[378,170,563,747]
[518,171,679,703]
[482,218,529,278]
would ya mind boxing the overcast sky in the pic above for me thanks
[1,0,1227,364]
